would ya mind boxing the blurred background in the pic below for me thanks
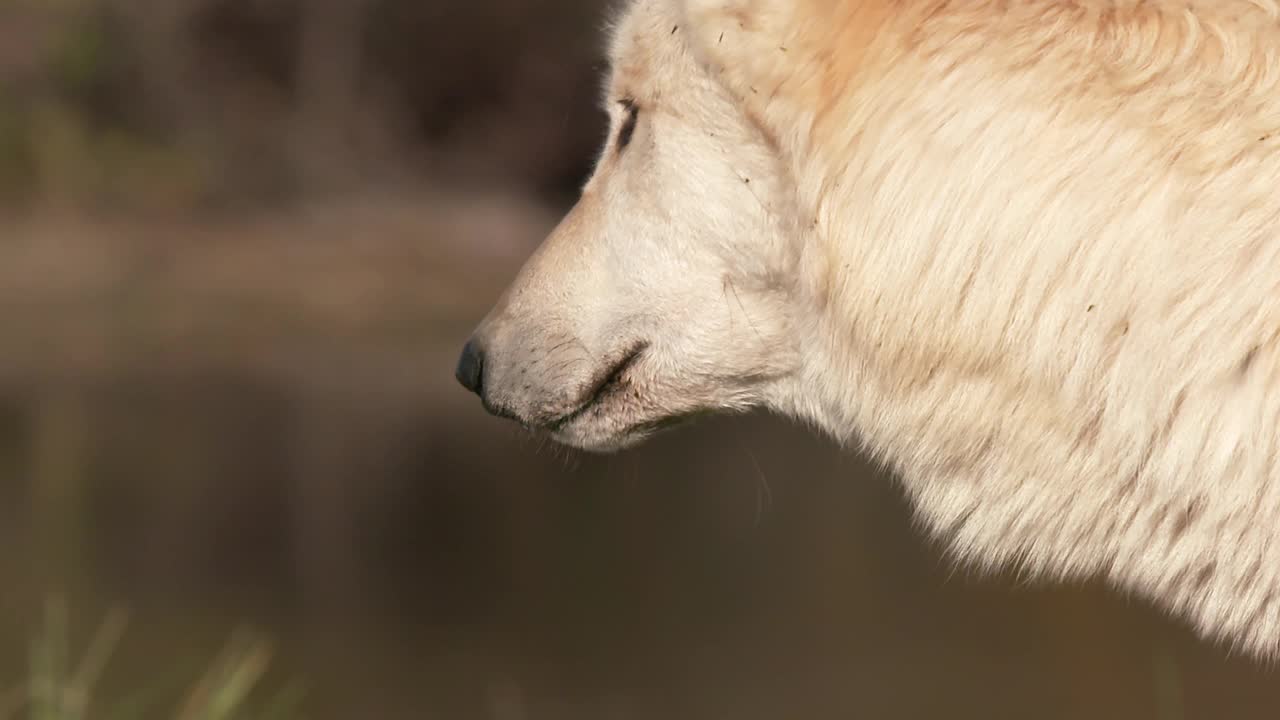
[0,0,1277,718]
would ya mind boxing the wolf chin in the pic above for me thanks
[456,0,1280,659]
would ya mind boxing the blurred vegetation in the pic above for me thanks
[0,0,605,216]
[1,0,187,210]
[4,600,302,720]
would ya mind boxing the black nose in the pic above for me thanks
[455,339,485,396]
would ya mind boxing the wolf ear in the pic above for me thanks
[678,0,799,106]
[679,0,851,164]
[678,0,891,158]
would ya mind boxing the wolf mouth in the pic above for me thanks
[547,342,650,431]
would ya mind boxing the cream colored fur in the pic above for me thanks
[463,0,1280,658]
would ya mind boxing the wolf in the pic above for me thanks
[455,0,1280,659]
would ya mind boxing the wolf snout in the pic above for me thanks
[454,338,486,396]
[455,335,527,423]
[455,327,648,432]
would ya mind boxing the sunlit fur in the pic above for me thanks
[466,0,1280,658]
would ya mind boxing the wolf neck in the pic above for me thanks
[787,278,1280,658]
[684,0,1280,658]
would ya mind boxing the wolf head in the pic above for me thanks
[456,0,803,451]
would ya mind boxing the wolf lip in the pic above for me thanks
[546,342,649,431]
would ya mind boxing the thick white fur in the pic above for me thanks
[467,0,1280,658]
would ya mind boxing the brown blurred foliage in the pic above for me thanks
[0,0,610,214]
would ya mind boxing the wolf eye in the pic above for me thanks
[616,98,638,152]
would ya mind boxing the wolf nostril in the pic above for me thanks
[455,339,486,396]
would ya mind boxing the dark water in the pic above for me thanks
[1,356,1278,720]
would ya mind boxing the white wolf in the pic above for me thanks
[457,0,1280,659]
